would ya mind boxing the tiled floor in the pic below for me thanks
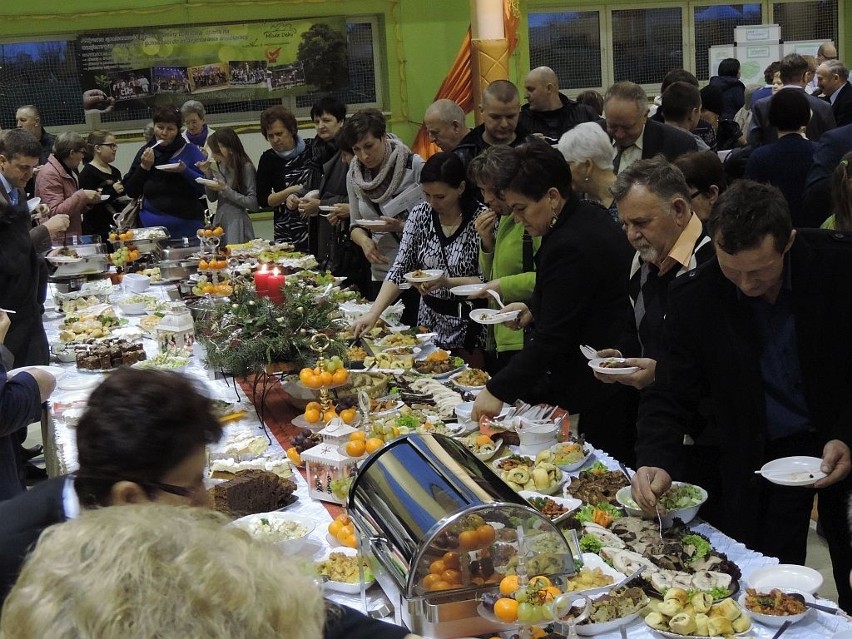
[23,424,843,604]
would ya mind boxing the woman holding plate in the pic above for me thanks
[124,105,207,237]
[342,109,423,322]
[351,152,486,358]
[471,142,638,465]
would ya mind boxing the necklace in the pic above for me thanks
[438,210,462,237]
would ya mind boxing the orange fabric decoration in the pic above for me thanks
[411,0,520,158]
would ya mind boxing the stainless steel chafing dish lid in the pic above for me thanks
[348,434,573,597]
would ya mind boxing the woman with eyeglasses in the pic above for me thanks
[34,131,102,241]
[79,130,127,243]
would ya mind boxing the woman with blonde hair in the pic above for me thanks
[557,122,618,221]
[1,504,326,639]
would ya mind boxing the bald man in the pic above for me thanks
[808,42,838,94]
[518,66,599,142]
[423,99,471,153]
[453,80,529,168]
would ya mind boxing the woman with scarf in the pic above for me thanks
[181,100,214,154]
[124,105,207,237]
[256,106,312,250]
[342,109,424,322]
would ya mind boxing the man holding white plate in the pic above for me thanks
[630,180,852,611]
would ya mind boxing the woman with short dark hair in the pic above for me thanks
[79,130,126,242]
[34,131,101,240]
[256,105,312,249]
[124,105,207,237]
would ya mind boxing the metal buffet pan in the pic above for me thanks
[348,433,576,638]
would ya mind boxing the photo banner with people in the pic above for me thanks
[77,18,348,115]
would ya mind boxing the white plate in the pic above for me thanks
[26,196,41,212]
[548,441,594,472]
[645,622,751,639]
[450,283,487,297]
[318,205,336,212]
[231,512,316,553]
[195,177,219,186]
[758,456,826,486]
[355,219,387,228]
[588,357,640,375]
[519,490,582,524]
[738,588,813,627]
[46,255,84,264]
[746,564,824,594]
[57,374,102,391]
[576,595,648,637]
[469,308,520,325]
[569,553,626,596]
[318,547,377,594]
[156,162,181,170]
[403,269,443,284]
[6,365,65,380]
[100,194,110,201]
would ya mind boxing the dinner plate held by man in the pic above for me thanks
[156,162,182,171]
[354,219,387,228]
[757,456,826,486]
[588,357,639,375]
[26,196,41,212]
[469,308,521,325]
[403,269,443,284]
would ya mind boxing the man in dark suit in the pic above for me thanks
[602,81,698,174]
[802,122,852,216]
[748,53,836,145]
[816,59,852,126]
[0,368,223,605]
[630,180,852,611]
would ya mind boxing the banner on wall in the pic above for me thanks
[77,19,348,113]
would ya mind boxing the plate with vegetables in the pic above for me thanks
[615,482,707,527]
[316,547,376,594]
[519,491,581,524]
[542,440,594,472]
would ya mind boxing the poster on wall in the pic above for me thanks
[76,18,348,114]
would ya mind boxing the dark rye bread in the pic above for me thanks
[208,469,296,517]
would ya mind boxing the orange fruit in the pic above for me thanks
[476,523,496,547]
[199,259,209,270]
[365,437,384,453]
[458,529,480,550]
[341,533,358,548]
[303,408,321,424]
[441,569,462,584]
[340,408,357,424]
[544,586,562,600]
[349,430,367,441]
[475,434,493,446]
[328,519,344,537]
[319,371,334,387]
[429,580,454,591]
[303,375,322,389]
[345,440,366,457]
[213,226,224,236]
[529,575,552,589]
[332,369,348,385]
[335,513,350,525]
[286,447,301,464]
[442,552,460,570]
[499,575,520,596]
[305,401,321,413]
[299,368,313,384]
[422,573,442,590]
[429,559,446,575]
[323,408,338,422]
[493,598,519,623]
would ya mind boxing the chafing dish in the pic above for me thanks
[160,237,201,261]
[348,434,576,638]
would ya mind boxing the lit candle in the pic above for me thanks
[253,265,270,297]
[266,268,285,303]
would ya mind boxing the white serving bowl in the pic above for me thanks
[746,564,824,594]
[615,481,707,527]
[123,273,151,293]
[454,401,474,422]
[232,512,316,553]
[517,419,560,456]
[738,588,813,627]
[114,298,149,315]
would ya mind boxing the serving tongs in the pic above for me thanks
[787,592,852,620]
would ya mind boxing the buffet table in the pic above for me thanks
[40,283,852,639]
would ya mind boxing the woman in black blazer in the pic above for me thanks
[472,143,638,464]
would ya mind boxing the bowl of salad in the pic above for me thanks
[232,512,316,552]
[615,481,707,527]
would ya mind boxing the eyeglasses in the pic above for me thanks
[689,190,704,200]
[98,143,118,149]
[75,473,200,499]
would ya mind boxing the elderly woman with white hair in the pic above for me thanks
[557,122,619,222]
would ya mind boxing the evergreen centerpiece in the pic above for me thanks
[194,279,346,376]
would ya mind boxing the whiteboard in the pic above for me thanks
[784,39,832,56]
[735,43,782,86]
[709,45,736,77]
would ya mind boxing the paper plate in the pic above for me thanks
[469,308,520,325]
[587,357,640,375]
[156,162,181,170]
[758,456,826,486]
[746,564,824,594]
[403,269,443,283]
[26,196,41,212]
[195,177,219,186]
[355,219,387,228]
[450,283,487,296]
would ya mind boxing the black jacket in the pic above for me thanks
[802,122,852,218]
[453,122,531,169]
[830,81,852,127]
[708,75,746,121]
[518,93,599,142]
[748,87,837,146]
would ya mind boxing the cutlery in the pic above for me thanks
[485,289,506,308]
[787,593,852,620]
[613,565,646,590]
[650,476,664,539]
[619,626,628,639]
[0,308,17,314]
[579,344,598,360]
[618,461,633,482]
[770,619,792,639]
[754,468,822,477]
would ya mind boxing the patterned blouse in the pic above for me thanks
[386,201,486,349]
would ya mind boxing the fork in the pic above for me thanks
[485,288,506,308]
[650,476,664,539]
